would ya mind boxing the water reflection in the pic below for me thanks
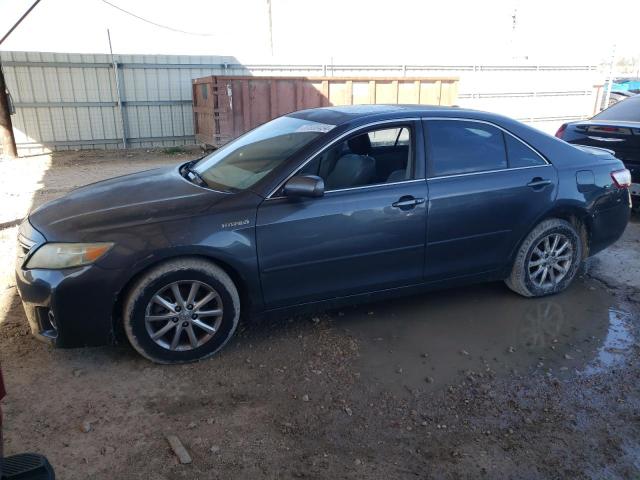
[334,280,633,392]
[517,301,565,350]
[581,309,634,375]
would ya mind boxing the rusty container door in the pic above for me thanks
[192,77,234,145]
[193,76,458,147]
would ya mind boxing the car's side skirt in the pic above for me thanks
[258,268,504,318]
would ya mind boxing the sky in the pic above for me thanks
[0,0,638,66]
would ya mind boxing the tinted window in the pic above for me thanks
[427,120,507,176]
[593,96,640,121]
[300,125,414,190]
[505,134,546,167]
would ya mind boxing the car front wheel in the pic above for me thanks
[123,258,240,364]
[505,218,582,297]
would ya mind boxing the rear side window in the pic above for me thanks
[505,134,546,167]
[593,96,640,121]
[427,120,507,176]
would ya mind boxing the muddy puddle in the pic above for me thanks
[332,279,635,394]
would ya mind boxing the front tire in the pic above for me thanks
[123,258,240,364]
[505,219,582,298]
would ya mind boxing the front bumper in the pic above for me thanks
[15,262,123,348]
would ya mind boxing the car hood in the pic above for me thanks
[29,165,228,241]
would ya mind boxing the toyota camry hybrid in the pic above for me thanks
[15,105,631,363]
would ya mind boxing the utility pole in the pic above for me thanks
[603,44,617,110]
[0,0,43,158]
[266,0,273,56]
[107,29,127,149]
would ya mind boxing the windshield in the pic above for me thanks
[593,96,640,122]
[194,116,335,191]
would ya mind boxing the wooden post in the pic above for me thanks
[0,62,17,159]
[0,0,44,158]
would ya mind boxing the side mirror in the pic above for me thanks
[283,175,324,198]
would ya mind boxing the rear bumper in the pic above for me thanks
[15,263,123,348]
[589,195,631,256]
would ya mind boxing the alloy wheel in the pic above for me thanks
[527,233,573,289]
[144,280,223,351]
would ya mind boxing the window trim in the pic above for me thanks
[267,118,422,199]
[427,163,551,182]
[324,178,425,195]
[422,117,549,179]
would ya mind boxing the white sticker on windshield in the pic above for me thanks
[296,122,335,133]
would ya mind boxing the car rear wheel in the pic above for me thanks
[505,218,582,297]
[123,258,240,364]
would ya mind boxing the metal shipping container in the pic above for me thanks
[192,75,459,147]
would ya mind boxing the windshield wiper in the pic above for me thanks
[181,162,208,187]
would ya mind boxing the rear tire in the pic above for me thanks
[505,219,582,298]
[123,258,240,364]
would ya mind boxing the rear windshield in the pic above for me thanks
[593,96,640,122]
[194,116,335,191]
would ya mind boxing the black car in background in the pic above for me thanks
[556,95,640,207]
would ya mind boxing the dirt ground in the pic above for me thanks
[1,149,639,479]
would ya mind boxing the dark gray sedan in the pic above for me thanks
[16,105,631,363]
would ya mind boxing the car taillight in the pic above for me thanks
[611,169,632,188]
[555,123,567,139]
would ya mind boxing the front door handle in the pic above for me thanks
[392,196,425,210]
[527,177,552,189]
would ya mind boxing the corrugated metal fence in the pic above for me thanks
[0,51,600,154]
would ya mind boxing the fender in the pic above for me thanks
[109,243,263,314]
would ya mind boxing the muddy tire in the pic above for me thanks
[505,219,582,298]
[123,258,240,364]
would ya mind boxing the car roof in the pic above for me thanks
[287,104,477,126]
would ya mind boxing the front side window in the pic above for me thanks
[426,120,507,177]
[194,116,334,191]
[300,125,414,191]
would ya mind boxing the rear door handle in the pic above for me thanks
[392,196,425,210]
[527,178,552,189]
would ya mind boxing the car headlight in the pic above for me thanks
[25,242,114,269]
